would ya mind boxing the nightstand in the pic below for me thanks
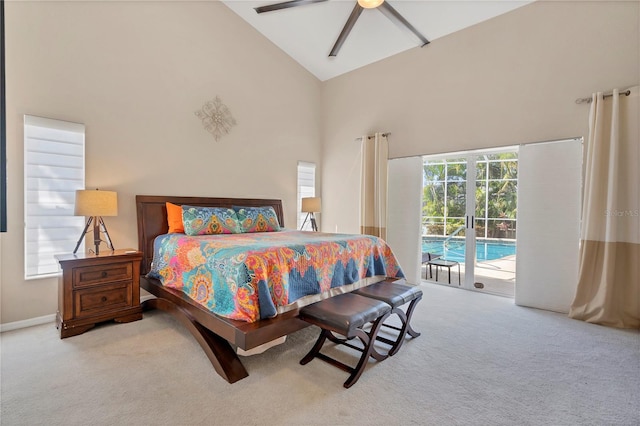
[55,249,143,338]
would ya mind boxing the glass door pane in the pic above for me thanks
[422,157,468,286]
[472,153,518,297]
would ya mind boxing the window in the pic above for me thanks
[24,116,85,279]
[474,153,518,239]
[297,161,316,230]
[422,157,466,236]
[422,151,518,239]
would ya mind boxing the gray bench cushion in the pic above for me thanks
[353,281,423,308]
[299,293,391,338]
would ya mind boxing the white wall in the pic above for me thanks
[321,1,639,235]
[1,1,322,324]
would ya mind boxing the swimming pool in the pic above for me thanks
[422,238,516,263]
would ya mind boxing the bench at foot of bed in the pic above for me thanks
[353,279,423,356]
[299,292,392,388]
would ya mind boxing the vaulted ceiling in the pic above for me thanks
[222,0,532,81]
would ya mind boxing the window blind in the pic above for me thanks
[24,115,85,279]
[515,139,582,313]
[297,161,316,230]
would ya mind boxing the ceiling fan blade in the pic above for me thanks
[378,1,430,46]
[329,3,364,57]
[255,0,328,14]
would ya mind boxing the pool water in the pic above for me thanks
[422,239,516,263]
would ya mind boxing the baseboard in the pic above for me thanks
[0,314,56,333]
[2,295,156,333]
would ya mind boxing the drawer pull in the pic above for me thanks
[101,271,108,278]
[101,296,108,302]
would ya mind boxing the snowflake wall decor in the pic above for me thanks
[195,96,237,141]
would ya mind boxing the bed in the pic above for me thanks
[136,195,403,383]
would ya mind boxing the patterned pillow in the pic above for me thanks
[233,206,281,233]
[181,206,242,235]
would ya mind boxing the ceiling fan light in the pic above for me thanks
[357,0,384,9]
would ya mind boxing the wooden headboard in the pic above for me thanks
[136,195,285,275]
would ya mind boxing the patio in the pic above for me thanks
[421,254,516,298]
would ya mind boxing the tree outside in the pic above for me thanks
[423,153,518,240]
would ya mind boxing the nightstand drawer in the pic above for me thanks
[73,261,133,288]
[74,282,132,318]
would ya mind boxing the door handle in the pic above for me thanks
[466,215,475,229]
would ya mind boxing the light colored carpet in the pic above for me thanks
[1,283,638,426]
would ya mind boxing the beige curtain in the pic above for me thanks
[569,87,639,329]
[360,133,388,239]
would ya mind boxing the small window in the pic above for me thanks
[24,115,85,279]
[297,161,316,230]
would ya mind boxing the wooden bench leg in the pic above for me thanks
[300,312,390,389]
[404,299,422,339]
[388,295,422,356]
[300,329,330,366]
[325,330,387,362]
[344,312,389,389]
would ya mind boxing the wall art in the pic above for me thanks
[195,96,237,141]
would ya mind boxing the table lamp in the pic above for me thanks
[73,189,117,255]
[301,197,321,231]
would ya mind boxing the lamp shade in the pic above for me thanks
[301,197,321,213]
[357,0,383,9]
[74,190,118,217]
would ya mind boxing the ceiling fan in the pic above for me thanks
[254,0,430,57]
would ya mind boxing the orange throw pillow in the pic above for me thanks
[166,202,184,233]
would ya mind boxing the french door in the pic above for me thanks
[422,149,518,295]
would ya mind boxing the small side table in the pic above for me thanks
[55,249,143,338]
[421,252,441,279]
[427,258,461,286]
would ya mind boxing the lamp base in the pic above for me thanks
[73,216,115,255]
[300,213,318,232]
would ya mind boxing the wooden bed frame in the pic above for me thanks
[136,195,310,384]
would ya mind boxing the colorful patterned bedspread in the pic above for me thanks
[147,230,404,323]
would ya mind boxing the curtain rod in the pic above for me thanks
[575,89,631,104]
[354,132,391,142]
